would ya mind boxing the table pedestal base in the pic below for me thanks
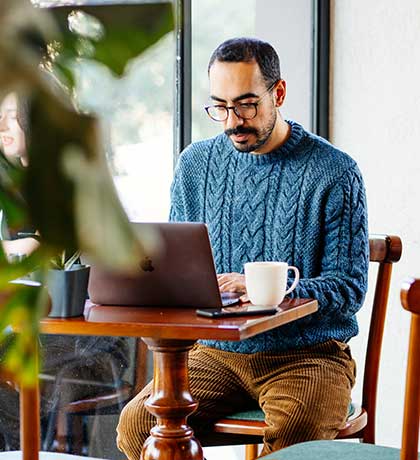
[142,338,203,460]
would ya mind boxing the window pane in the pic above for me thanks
[50,4,175,222]
[191,0,256,142]
[191,0,313,140]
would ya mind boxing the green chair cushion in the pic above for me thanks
[225,409,265,421]
[225,402,355,421]
[260,440,409,460]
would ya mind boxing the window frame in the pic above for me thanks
[311,0,330,140]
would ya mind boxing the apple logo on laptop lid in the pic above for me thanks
[140,256,154,272]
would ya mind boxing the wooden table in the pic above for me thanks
[36,298,317,460]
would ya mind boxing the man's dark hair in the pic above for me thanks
[208,37,281,88]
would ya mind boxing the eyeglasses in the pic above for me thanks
[204,81,278,122]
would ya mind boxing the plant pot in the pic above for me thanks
[47,265,90,318]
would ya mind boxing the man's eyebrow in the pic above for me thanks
[209,92,260,103]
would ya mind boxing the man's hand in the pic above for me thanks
[217,273,249,302]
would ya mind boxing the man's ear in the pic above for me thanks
[274,80,287,107]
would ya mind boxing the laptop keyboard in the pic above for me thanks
[221,292,240,307]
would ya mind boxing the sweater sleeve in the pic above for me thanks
[168,167,185,223]
[168,150,191,223]
[168,143,208,223]
[291,165,369,320]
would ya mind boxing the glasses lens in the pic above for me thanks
[206,106,228,121]
[235,104,257,120]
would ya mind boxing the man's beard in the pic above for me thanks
[225,109,277,153]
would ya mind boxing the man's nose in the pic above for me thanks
[225,108,244,130]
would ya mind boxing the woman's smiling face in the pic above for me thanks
[0,93,27,164]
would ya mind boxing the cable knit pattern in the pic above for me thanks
[169,121,369,353]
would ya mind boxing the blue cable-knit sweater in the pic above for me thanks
[170,120,369,354]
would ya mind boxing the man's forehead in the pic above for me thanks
[209,60,266,100]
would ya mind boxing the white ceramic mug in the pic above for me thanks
[244,261,300,306]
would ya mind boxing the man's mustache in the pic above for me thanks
[224,126,258,137]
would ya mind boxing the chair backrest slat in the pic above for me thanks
[400,278,420,460]
[362,235,402,442]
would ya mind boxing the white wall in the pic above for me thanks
[331,0,420,448]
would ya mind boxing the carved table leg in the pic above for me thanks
[141,338,203,460]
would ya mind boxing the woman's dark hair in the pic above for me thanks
[208,37,281,88]
[14,29,48,139]
[16,94,30,138]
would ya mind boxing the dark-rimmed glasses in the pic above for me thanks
[204,81,278,122]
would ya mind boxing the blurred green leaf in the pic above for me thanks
[0,248,47,284]
[61,145,159,271]
[0,281,48,385]
[24,88,92,252]
[0,0,59,90]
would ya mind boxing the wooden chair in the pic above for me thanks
[205,234,402,460]
[51,338,149,453]
[259,276,420,460]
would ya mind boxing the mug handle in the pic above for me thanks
[285,266,300,295]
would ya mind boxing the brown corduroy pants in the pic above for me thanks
[116,340,355,459]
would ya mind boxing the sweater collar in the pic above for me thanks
[226,120,305,165]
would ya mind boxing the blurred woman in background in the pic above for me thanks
[0,91,39,256]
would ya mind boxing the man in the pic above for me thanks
[117,37,368,458]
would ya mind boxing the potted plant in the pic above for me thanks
[47,249,90,318]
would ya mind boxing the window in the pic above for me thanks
[191,0,256,141]
[190,0,327,144]
[41,2,175,221]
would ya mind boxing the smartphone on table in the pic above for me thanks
[196,304,278,318]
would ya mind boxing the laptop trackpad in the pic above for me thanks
[221,292,241,307]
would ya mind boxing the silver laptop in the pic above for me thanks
[88,222,240,308]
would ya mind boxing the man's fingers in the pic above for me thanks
[219,281,245,293]
[219,281,237,292]
[217,273,246,293]
[217,275,229,287]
